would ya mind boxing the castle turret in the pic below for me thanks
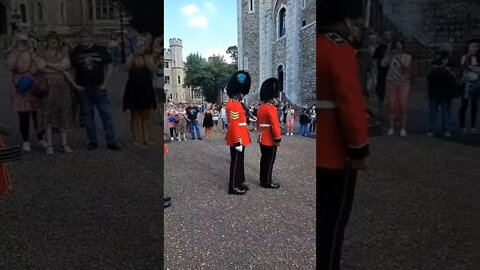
[169,38,183,68]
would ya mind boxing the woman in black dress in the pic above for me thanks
[123,37,157,145]
[203,106,214,139]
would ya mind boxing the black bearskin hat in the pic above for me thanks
[226,71,251,97]
[260,78,280,101]
[317,0,363,33]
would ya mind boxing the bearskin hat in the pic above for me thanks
[317,0,363,33]
[260,78,280,101]
[226,71,251,97]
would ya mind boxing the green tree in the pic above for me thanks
[118,0,163,36]
[226,46,238,68]
[184,53,236,103]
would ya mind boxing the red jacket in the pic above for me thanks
[256,103,282,146]
[316,32,369,170]
[225,98,251,146]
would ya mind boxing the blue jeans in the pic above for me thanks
[428,98,454,134]
[80,89,116,144]
[300,124,308,136]
[190,119,201,138]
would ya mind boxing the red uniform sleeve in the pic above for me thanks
[269,106,282,143]
[330,47,369,159]
[227,102,242,146]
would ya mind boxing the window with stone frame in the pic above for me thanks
[178,76,181,84]
[20,3,27,23]
[60,2,66,24]
[278,7,286,38]
[36,2,43,22]
[248,0,254,13]
[88,0,95,20]
[165,76,170,84]
[165,62,169,68]
[96,0,115,20]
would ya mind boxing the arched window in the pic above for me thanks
[278,7,286,38]
[36,2,43,22]
[277,65,284,92]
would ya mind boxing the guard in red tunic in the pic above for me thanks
[257,78,282,189]
[225,71,252,195]
[317,1,369,269]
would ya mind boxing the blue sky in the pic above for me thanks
[164,0,237,63]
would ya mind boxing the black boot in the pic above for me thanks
[260,183,280,189]
[228,188,247,195]
[164,198,172,208]
[240,183,249,191]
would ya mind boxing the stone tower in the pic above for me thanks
[164,38,192,103]
[238,0,316,108]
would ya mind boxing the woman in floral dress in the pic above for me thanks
[6,33,47,152]
[38,31,75,154]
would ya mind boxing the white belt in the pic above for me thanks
[317,100,338,109]
[238,122,247,126]
[259,124,271,127]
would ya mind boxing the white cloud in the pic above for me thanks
[204,2,216,13]
[187,15,208,29]
[181,4,200,16]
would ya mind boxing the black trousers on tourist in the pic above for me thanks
[18,112,43,142]
[259,145,277,185]
[229,146,245,191]
[317,167,358,270]
[459,97,478,129]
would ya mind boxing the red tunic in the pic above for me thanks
[225,98,251,146]
[256,103,282,146]
[316,32,369,170]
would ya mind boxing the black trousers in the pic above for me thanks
[18,112,43,142]
[259,145,277,185]
[229,146,245,191]
[459,97,478,128]
[317,167,358,270]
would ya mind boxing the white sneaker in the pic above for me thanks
[427,132,434,137]
[39,139,48,149]
[22,142,31,152]
[177,137,181,141]
[63,145,73,153]
[400,129,407,137]
[170,137,174,141]
[46,146,54,155]
[444,132,452,137]
[387,128,394,136]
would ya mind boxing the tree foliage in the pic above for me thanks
[117,0,163,36]
[184,53,236,103]
[226,46,238,68]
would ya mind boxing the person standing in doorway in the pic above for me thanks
[317,0,370,269]
[70,28,121,151]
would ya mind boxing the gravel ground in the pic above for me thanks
[0,66,165,269]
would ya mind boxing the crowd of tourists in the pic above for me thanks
[359,31,480,137]
[3,28,163,154]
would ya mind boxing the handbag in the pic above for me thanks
[31,73,49,99]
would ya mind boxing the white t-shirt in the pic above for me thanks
[461,55,479,81]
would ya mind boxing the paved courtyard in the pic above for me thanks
[0,60,478,269]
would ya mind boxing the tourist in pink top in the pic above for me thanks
[381,40,412,137]
[6,33,47,152]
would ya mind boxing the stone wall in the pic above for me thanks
[299,23,316,107]
[240,0,260,99]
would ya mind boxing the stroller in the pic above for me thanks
[0,125,22,198]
